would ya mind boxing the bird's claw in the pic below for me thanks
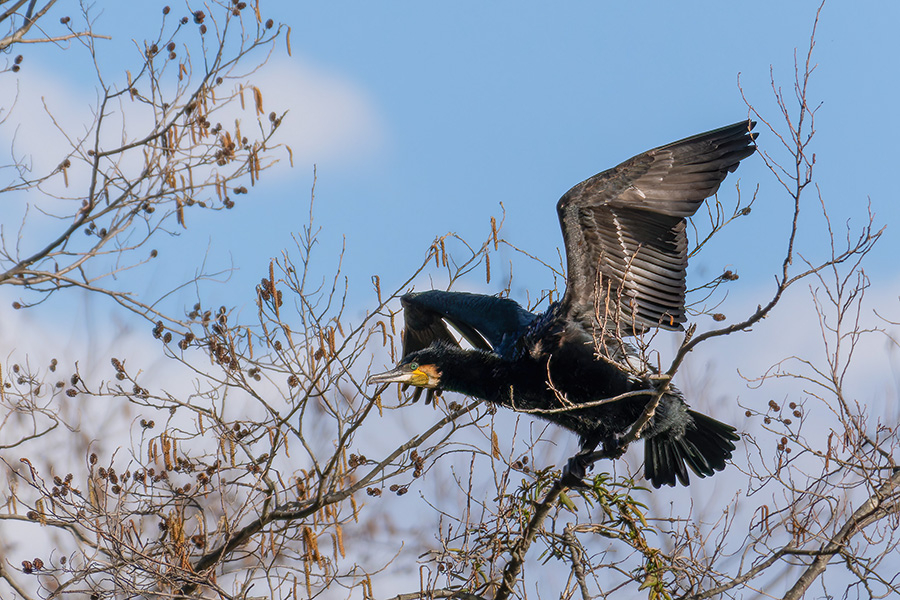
[601,436,625,459]
[561,455,593,489]
[561,436,624,488]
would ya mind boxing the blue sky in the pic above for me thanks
[2,0,898,391]
[281,1,898,292]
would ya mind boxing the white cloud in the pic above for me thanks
[0,55,386,263]
[676,276,900,426]
[0,65,95,181]
[249,57,386,170]
[0,54,385,187]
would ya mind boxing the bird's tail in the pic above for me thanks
[644,410,739,488]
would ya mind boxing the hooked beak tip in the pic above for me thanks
[367,369,401,386]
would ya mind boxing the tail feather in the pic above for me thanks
[645,410,739,488]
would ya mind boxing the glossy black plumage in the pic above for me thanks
[369,121,756,487]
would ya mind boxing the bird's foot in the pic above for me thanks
[561,455,593,489]
[601,435,625,459]
[561,436,625,488]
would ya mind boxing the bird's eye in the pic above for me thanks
[408,362,419,371]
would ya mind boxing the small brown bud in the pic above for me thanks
[722,270,739,281]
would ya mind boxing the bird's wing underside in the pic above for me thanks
[400,290,536,357]
[556,120,758,335]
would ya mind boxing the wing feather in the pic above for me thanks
[557,120,757,334]
[400,291,536,357]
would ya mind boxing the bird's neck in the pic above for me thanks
[436,348,512,403]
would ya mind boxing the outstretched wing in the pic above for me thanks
[556,120,757,334]
[398,290,536,402]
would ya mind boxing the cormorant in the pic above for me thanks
[368,121,757,488]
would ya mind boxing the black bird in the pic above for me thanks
[369,121,757,488]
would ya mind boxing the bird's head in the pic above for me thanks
[367,354,442,390]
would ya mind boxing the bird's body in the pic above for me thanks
[369,122,757,487]
[399,293,643,443]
